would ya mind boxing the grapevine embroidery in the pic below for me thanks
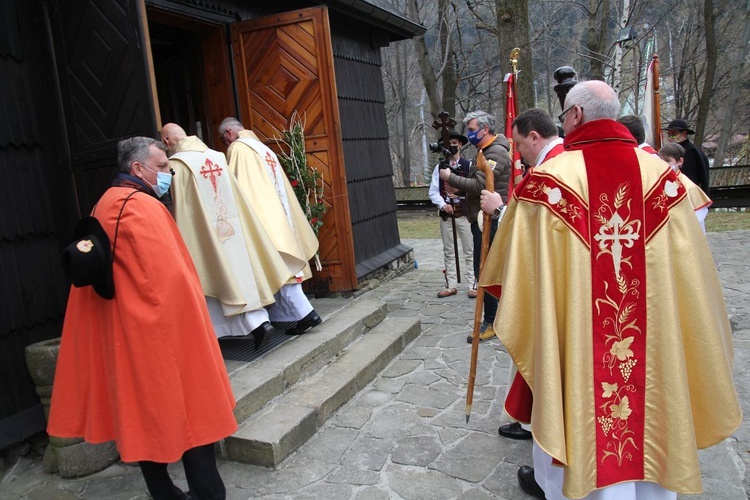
[593,182,642,466]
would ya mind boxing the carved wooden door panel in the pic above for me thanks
[50,0,158,213]
[231,6,357,292]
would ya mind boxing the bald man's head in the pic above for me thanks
[160,123,187,150]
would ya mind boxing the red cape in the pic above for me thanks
[48,187,237,463]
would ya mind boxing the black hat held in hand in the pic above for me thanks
[62,216,114,299]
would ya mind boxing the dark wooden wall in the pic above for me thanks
[0,0,78,449]
[328,14,406,277]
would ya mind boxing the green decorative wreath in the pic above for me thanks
[276,112,326,236]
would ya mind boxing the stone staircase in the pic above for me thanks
[218,298,421,467]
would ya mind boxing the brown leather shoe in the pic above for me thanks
[467,288,478,299]
[437,288,457,298]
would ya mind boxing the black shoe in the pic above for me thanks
[285,310,322,335]
[251,322,274,350]
[498,422,533,440]
[518,466,545,499]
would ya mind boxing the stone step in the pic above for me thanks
[221,316,421,467]
[226,299,388,424]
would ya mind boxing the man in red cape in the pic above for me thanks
[49,137,237,500]
[480,81,740,499]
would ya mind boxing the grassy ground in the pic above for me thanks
[397,210,750,239]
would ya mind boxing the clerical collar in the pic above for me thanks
[535,137,564,166]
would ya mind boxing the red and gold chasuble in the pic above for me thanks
[480,120,741,498]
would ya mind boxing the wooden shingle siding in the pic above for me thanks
[0,0,77,448]
[331,18,406,276]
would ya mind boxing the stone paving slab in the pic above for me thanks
[2,231,749,499]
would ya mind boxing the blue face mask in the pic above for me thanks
[467,128,483,146]
[141,164,172,198]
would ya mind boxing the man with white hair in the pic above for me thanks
[220,117,322,335]
[480,80,740,499]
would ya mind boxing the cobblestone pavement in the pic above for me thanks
[2,232,748,499]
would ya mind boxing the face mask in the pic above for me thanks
[449,145,459,155]
[467,128,482,146]
[141,164,172,198]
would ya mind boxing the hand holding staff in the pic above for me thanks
[465,151,494,423]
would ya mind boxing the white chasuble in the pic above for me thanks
[172,149,261,315]
[237,137,294,229]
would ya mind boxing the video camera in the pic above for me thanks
[429,140,453,157]
[429,140,461,173]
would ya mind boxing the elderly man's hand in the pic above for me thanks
[480,190,503,215]
[438,168,451,181]
[442,204,454,215]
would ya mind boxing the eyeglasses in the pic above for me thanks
[558,105,581,123]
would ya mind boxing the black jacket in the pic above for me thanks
[679,138,710,196]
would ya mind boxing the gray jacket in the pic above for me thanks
[445,135,511,223]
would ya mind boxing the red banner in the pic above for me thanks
[504,72,523,197]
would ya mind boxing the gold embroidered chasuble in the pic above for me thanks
[679,171,712,211]
[169,136,294,309]
[479,120,741,498]
[227,130,319,283]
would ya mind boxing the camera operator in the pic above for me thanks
[428,130,475,299]
[439,110,511,343]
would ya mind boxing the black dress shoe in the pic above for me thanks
[285,310,322,335]
[498,422,533,440]
[250,322,274,350]
[518,465,545,499]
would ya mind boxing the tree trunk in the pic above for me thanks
[409,0,442,119]
[395,42,411,185]
[695,0,716,146]
[587,0,610,80]
[713,0,750,167]
[612,0,631,93]
[495,0,533,117]
[439,0,457,119]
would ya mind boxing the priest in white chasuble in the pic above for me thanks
[161,123,300,349]
[479,81,741,500]
[220,117,322,335]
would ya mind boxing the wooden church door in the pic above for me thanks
[230,6,357,292]
[49,0,159,214]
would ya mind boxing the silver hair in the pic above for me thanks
[117,137,166,174]
[564,81,620,123]
[219,117,244,135]
[462,110,496,134]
